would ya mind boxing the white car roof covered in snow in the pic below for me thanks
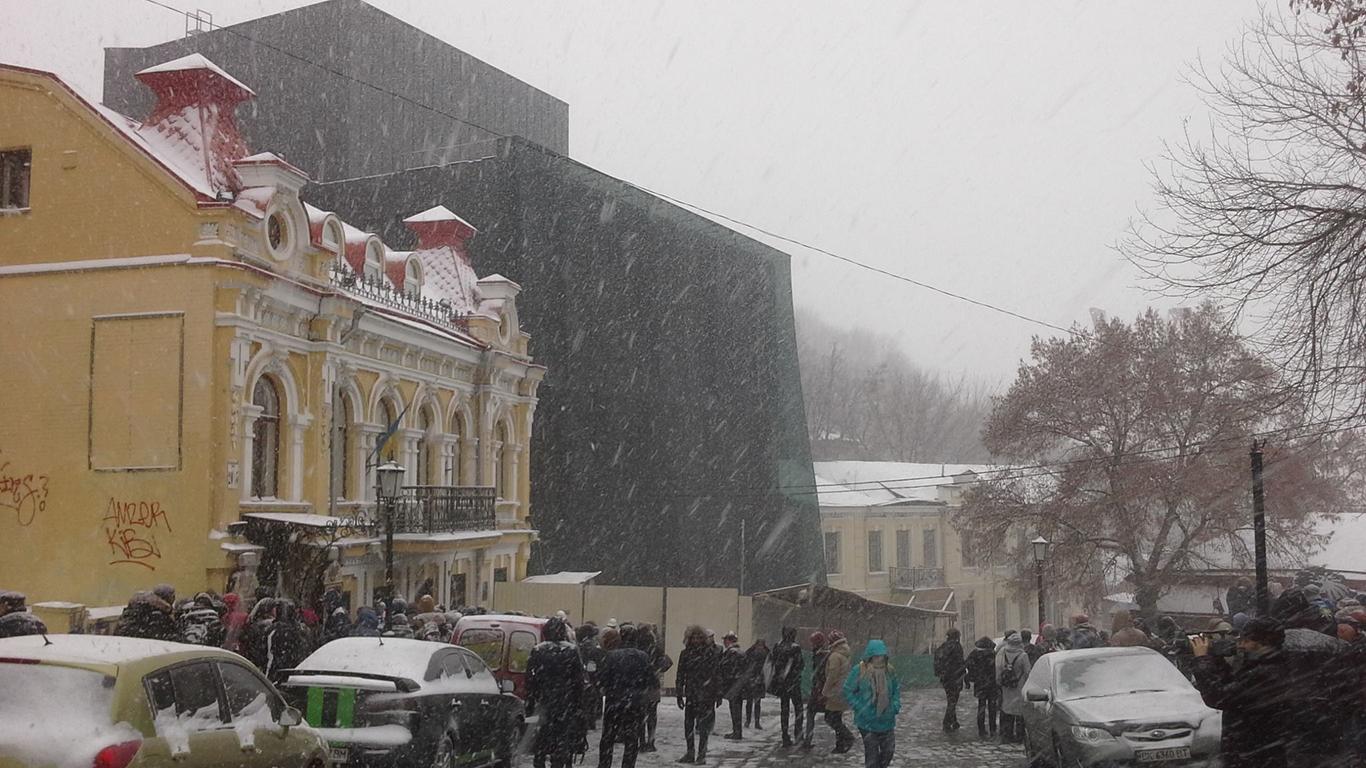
[0,634,234,670]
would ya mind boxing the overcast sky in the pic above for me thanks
[6,0,1261,383]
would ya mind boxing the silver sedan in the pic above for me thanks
[1021,646,1222,767]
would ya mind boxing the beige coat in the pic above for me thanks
[821,639,853,712]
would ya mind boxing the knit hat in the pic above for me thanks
[809,631,826,648]
[1004,631,1023,648]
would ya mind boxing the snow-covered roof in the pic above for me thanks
[413,244,487,316]
[403,205,475,230]
[135,53,255,95]
[812,461,1006,508]
[522,571,602,584]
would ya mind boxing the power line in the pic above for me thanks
[137,0,1086,340]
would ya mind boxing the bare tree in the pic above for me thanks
[1127,2,1366,416]
[955,305,1353,617]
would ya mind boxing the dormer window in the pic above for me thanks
[405,258,423,298]
[364,242,383,280]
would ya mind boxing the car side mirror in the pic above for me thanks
[1025,688,1050,703]
[500,678,515,694]
[279,706,303,729]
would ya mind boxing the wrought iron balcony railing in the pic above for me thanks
[328,261,467,333]
[389,486,497,534]
[890,566,946,591]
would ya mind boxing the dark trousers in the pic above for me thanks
[727,698,743,735]
[859,728,895,768]
[779,692,804,740]
[825,710,855,749]
[744,697,762,727]
[803,704,823,746]
[975,693,999,735]
[598,704,642,768]
[942,682,961,729]
[638,700,659,747]
[683,702,715,756]
[999,712,1023,743]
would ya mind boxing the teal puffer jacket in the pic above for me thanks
[842,639,902,732]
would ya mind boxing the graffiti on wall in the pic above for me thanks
[0,451,49,527]
[103,498,173,570]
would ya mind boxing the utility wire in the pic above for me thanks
[137,0,1085,339]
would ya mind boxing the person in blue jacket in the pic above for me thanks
[843,639,902,768]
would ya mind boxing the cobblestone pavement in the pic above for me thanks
[580,690,1028,768]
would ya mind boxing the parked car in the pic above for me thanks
[1021,646,1221,767]
[0,634,325,768]
[277,637,523,768]
[451,615,557,701]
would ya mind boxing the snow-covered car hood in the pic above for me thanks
[1059,689,1213,727]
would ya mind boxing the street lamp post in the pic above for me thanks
[375,460,405,618]
[1031,536,1051,631]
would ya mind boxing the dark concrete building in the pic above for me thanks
[105,0,568,181]
[103,1,822,590]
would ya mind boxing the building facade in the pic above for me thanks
[0,55,543,614]
[100,0,824,591]
[816,461,1073,641]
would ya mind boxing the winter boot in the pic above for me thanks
[678,750,694,764]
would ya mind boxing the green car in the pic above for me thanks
[0,634,328,768]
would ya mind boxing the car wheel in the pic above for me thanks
[430,735,455,768]
[1052,736,1083,768]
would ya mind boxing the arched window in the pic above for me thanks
[416,407,434,486]
[364,242,383,281]
[251,377,281,498]
[405,259,423,298]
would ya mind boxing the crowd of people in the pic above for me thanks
[928,571,1366,767]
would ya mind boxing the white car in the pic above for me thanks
[1021,646,1222,767]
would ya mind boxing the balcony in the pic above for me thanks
[890,566,946,591]
[387,486,497,534]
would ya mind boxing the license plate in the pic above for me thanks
[1136,746,1191,762]
[329,747,349,764]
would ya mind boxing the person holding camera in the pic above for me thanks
[1191,616,1294,768]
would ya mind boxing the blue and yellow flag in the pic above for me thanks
[368,403,410,464]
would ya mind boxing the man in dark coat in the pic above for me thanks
[177,592,225,646]
[933,628,967,732]
[526,616,587,768]
[717,632,747,740]
[1227,579,1256,618]
[635,623,671,753]
[964,636,999,738]
[578,623,606,731]
[676,624,721,764]
[240,598,277,670]
[351,606,382,637]
[802,631,829,751]
[263,600,312,683]
[742,638,769,730]
[597,626,653,768]
[1192,617,1294,768]
[768,627,805,747]
[115,585,177,641]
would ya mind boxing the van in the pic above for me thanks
[451,615,560,700]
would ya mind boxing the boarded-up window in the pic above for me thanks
[90,314,183,470]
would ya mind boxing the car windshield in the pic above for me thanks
[1055,654,1193,701]
[0,663,140,768]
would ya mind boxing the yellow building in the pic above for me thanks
[815,461,1076,642]
[0,56,544,616]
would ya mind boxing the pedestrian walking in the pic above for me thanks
[676,624,721,764]
[526,616,588,768]
[742,637,769,729]
[718,631,747,740]
[240,597,277,670]
[578,623,606,730]
[965,636,999,738]
[933,628,966,732]
[768,626,805,747]
[1067,613,1102,649]
[635,623,671,753]
[995,630,1031,743]
[263,600,312,683]
[843,639,901,768]
[597,625,653,768]
[1192,617,1295,768]
[801,631,829,750]
[821,630,857,754]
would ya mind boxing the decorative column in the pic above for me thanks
[289,412,312,502]
[360,426,381,501]
[240,403,264,500]
[400,429,422,485]
[440,437,459,486]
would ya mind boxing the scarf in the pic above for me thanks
[861,660,890,715]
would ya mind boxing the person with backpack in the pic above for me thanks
[821,631,857,754]
[802,631,829,751]
[177,592,225,646]
[964,636,999,738]
[933,628,967,732]
[842,639,901,768]
[995,631,1032,743]
[768,627,805,747]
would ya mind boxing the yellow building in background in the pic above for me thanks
[0,56,543,616]
[815,461,1079,643]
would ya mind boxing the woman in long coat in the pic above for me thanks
[742,638,770,729]
[995,631,1032,744]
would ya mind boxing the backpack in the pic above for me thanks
[999,660,1021,689]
